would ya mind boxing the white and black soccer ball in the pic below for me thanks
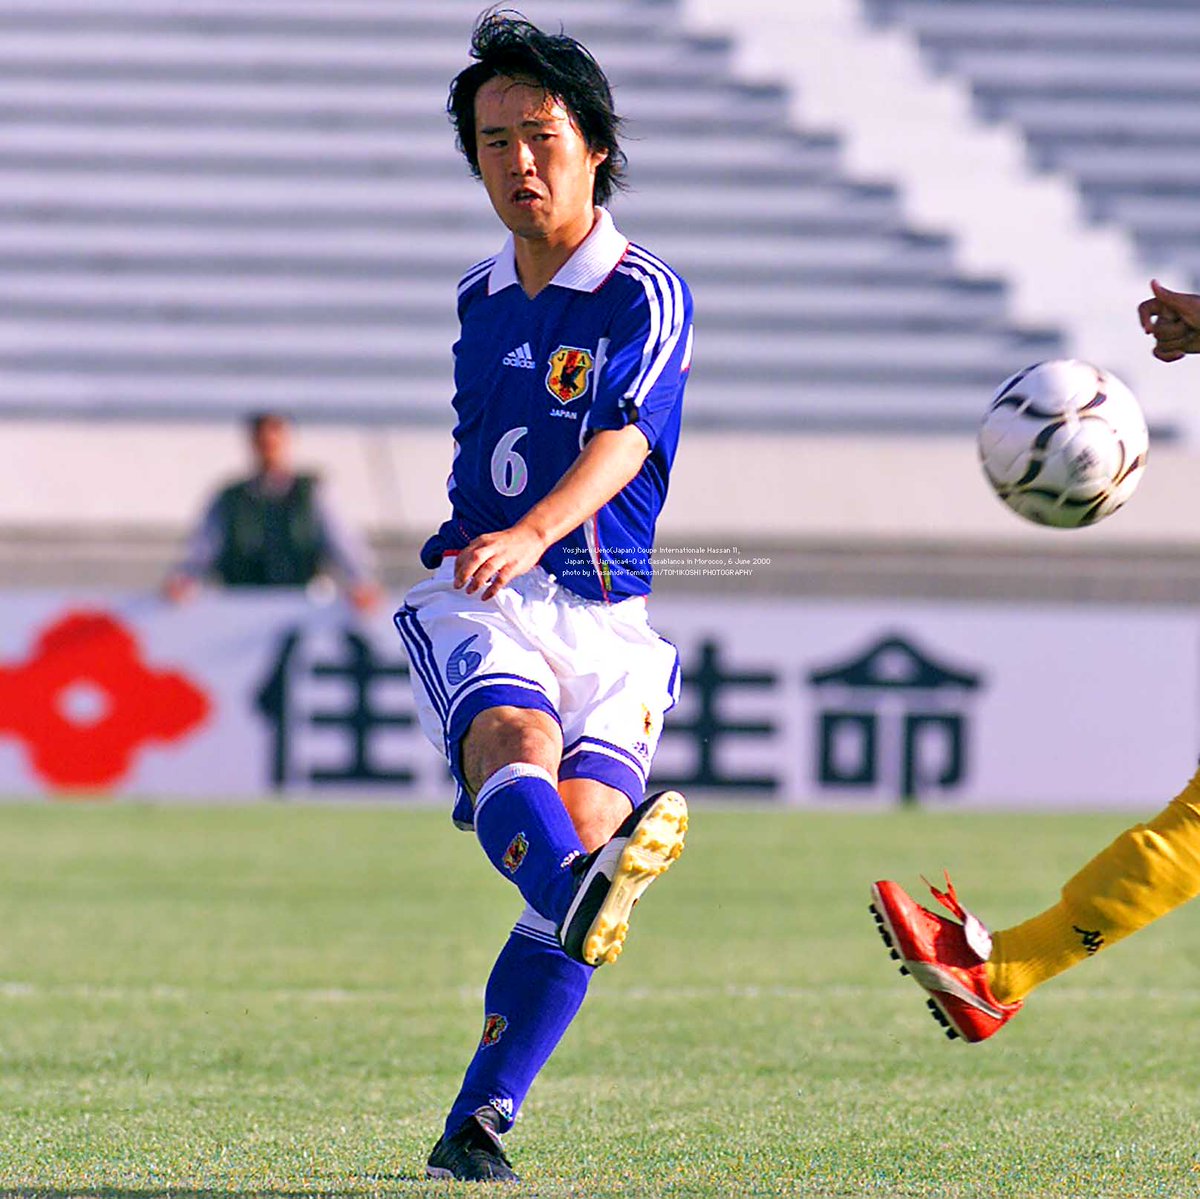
[978,359,1149,528]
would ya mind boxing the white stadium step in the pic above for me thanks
[0,29,731,82]
[1037,146,1200,191]
[0,371,1002,431]
[0,0,654,27]
[0,0,1059,431]
[1,272,1007,330]
[0,222,956,276]
[0,79,788,133]
[1099,195,1200,238]
[0,321,1047,375]
[937,48,1200,91]
[877,1,1200,47]
[0,170,875,223]
[992,96,1183,140]
[0,123,838,177]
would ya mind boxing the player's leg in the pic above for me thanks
[397,571,588,1179]
[396,565,585,925]
[559,776,632,851]
[422,732,593,1185]
[432,904,591,1170]
[870,766,1200,1042]
[426,779,627,1176]
[432,777,684,1167]
[556,777,687,966]
[460,706,588,925]
[436,724,686,1166]
[551,603,687,966]
[988,766,1200,1003]
[404,571,686,1178]
[458,702,687,962]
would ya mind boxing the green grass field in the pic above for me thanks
[0,803,1198,1198]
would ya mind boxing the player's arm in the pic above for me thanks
[1138,279,1200,362]
[455,424,649,601]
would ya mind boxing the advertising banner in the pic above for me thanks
[0,591,1194,807]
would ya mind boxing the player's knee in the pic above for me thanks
[461,706,562,793]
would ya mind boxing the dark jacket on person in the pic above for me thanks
[211,474,323,587]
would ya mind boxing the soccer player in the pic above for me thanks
[868,278,1200,1044]
[394,14,693,1181]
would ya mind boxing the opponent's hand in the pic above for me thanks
[454,523,547,602]
[1138,279,1200,362]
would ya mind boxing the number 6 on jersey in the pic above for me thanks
[491,426,529,497]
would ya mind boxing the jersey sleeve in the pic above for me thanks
[586,267,694,451]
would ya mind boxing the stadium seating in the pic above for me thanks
[866,0,1200,286]
[0,0,1061,432]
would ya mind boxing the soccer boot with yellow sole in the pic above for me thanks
[558,790,687,966]
[426,1105,519,1183]
[869,874,1022,1043]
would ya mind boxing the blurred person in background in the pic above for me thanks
[162,411,381,612]
[867,278,1200,1046]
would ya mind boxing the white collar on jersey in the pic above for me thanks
[487,206,629,296]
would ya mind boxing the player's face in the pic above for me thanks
[474,76,607,246]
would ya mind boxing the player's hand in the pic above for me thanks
[455,524,546,602]
[1138,279,1200,362]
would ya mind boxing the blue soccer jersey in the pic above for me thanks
[420,207,694,602]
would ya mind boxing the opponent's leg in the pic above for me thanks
[870,768,1200,1041]
[988,768,1200,1003]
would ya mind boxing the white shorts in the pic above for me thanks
[395,559,681,828]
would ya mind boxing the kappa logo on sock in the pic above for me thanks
[489,1095,515,1121]
[481,1013,508,1047]
[502,833,529,872]
[1072,925,1105,955]
[560,850,581,870]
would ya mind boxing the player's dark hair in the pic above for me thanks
[448,9,627,206]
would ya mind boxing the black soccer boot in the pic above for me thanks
[557,790,687,966]
[425,1104,519,1183]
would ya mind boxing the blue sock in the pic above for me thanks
[444,912,592,1138]
[473,764,584,924]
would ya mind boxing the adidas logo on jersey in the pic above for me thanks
[502,342,536,369]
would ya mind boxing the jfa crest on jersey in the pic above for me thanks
[546,346,594,404]
[422,208,694,602]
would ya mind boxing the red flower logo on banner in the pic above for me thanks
[0,611,210,790]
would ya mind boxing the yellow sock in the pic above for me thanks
[987,767,1200,1004]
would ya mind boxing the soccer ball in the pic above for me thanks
[978,359,1149,528]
